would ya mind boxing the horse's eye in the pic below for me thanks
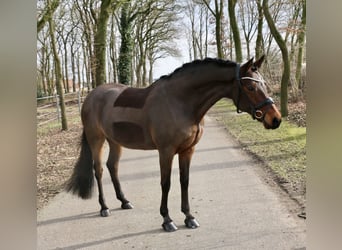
[251,66,257,72]
[246,84,255,91]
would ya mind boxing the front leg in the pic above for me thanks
[159,149,178,232]
[179,147,200,229]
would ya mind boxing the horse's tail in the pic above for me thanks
[66,131,94,199]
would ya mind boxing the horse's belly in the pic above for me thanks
[112,121,156,150]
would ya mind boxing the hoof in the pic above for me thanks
[100,209,110,217]
[162,221,178,232]
[121,202,134,209]
[184,218,200,229]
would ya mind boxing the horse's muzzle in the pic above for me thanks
[263,105,282,129]
[271,117,281,129]
[263,117,281,129]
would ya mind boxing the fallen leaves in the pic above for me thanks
[37,114,82,210]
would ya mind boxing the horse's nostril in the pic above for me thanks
[273,117,281,128]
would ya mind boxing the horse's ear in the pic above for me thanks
[253,55,265,69]
[241,57,254,72]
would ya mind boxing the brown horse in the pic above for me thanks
[66,56,281,232]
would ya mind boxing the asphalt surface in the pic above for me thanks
[37,116,305,250]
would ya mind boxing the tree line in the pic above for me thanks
[37,0,306,130]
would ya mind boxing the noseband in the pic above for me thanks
[235,64,274,120]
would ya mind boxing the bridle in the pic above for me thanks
[235,64,274,120]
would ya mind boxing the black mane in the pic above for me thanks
[153,58,237,84]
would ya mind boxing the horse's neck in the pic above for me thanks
[164,66,236,123]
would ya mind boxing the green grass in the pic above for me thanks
[209,99,306,200]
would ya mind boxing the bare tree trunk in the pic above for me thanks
[76,51,82,91]
[204,6,209,58]
[63,41,70,93]
[94,0,112,86]
[228,29,233,59]
[109,14,118,83]
[263,0,289,117]
[48,12,68,130]
[255,0,264,59]
[46,52,54,96]
[296,0,306,90]
[135,21,143,87]
[142,40,148,86]
[148,51,153,85]
[70,46,76,92]
[75,0,94,90]
[37,0,60,33]
[149,65,153,85]
[202,0,223,58]
[215,0,223,59]
[82,42,91,91]
[142,54,147,86]
[189,3,198,59]
[228,0,242,62]
[40,47,47,95]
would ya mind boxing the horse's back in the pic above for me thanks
[84,83,125,103]
[82,84,125,110]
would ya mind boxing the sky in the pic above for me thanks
[154,55,187,78]
[152,35,190,79]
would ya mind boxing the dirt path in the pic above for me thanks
[37,116,305,249]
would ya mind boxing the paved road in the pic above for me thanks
[37,116,305,250]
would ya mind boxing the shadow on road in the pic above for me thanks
[51,228,162,250]
[120,145,240,163]
[37,209,121,227]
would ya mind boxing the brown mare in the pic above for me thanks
[66,56,281,232]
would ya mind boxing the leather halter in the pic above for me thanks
[235,64,274,120]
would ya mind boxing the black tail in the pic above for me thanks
[66,131,94,199]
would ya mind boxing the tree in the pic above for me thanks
[108,13,118,83]
[186,1,199,60]
[118,1,133,85]
[132,0,180,86]
[47,0,68,130]
[238,0,258,60]
[262,0,282,61]
[228,0,242,62]
[37,0,60,33]
[55,2,78,93]
[185,0,210,60]
[201,0,224,59]
[255,0,264,59]
[117,0,153,85]
[263,0,290,116]
[94,0,114,86]
[295,0,306,90]
[74,0,98,89]
[145,1,181,84]
[69,6,82,92]
[37,28,54,96]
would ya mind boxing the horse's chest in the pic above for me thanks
[176,124,203,153]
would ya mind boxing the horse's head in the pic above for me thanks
[235,55,282,129]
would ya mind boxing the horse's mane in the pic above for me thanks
[153,58,237,84]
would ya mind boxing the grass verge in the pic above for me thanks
[208,99,306,210]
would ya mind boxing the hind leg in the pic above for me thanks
[88,133,109,216]
[106,141,133,209]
